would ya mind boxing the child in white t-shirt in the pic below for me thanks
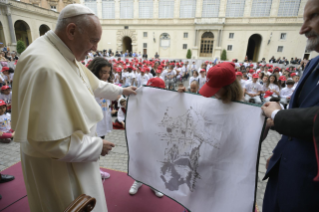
[280,79,295,105]
[129,78,164,198]
[188,71,199,90]
[138,68,149,87]
[198,69,206,90]
[0,99,14,143]
[0,85,11,113]
[236,72,247,89]
[244,74,263,104]
[161,65,177,90]
[88,57,118,179]
[116,98,126,129]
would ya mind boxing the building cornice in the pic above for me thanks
[0,0,59,18]
[100,16,304,27]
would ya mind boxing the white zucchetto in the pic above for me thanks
[59,4,95,19]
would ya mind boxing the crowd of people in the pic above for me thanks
[81,54,305,109]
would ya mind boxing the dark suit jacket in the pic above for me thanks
[274,107,319,141]
[264,56,319,211]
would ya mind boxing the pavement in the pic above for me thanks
[0,127,281,212]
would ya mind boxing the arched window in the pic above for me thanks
[160,33,170,48]
[278,0,301,17]
[102,0,115,19]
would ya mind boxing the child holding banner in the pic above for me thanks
[129,77,165,198]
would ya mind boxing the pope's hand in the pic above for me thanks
[101,140,115,156]
[261,102,281,118]
[123,86,137,96]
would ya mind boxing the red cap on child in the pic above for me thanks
[199,62,236,98]
[236,72,243,76]
[0,100,5,107]
[146,78,165,89]
[291,73,297,77]
[1,86,10,91]
[279,76,287,81]
[1,67,9,72]
[200,69,206,73]
[252,74,259,79]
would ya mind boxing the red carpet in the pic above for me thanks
[0,162,184,212]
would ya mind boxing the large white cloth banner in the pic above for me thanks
[126,87,264,212]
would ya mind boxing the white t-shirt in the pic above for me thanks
[95,98,112,137]
[124,72,134,86]
[139,74,149,87]
[0,113,11,133]
[280,87,294,98]
[113,73,120,84]
[240,79,248,88]
[161,69,176,80]
[265,83,280,97]
[198,76,206,89]
[245,82,263,94]
[0,92,12,105]
[147,73,153,79]
[188,76,199,88]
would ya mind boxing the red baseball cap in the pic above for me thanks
[200,69,206,73]
[252,74,259,79]
[1,85,10,91]
[291,73,297,77]
[250,64,254,67]
[249,69,254,73]
[268,69,273,72]
[0,100,5,107]
[147,77,165,88]
[236,72,243,76]
[156,69,162,74]
[199,62,236,98]
[279,76,287,81]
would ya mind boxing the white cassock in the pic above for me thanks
[11,30,122,212]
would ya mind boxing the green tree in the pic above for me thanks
[220,49,227,61]
[186,49,192,59]
[16,40,26,55]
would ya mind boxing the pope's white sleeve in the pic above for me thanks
[28,130,103,162]
[94,80,123,100]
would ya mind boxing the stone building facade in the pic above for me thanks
[81,0,319,61]
[0,0,60,50]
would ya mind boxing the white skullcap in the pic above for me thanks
[59,4,95,19]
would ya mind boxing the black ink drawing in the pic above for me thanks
[159,106,221,192]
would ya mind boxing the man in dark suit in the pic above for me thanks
[261,1,319,211]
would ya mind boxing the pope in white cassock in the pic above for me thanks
[11,4,136,212]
